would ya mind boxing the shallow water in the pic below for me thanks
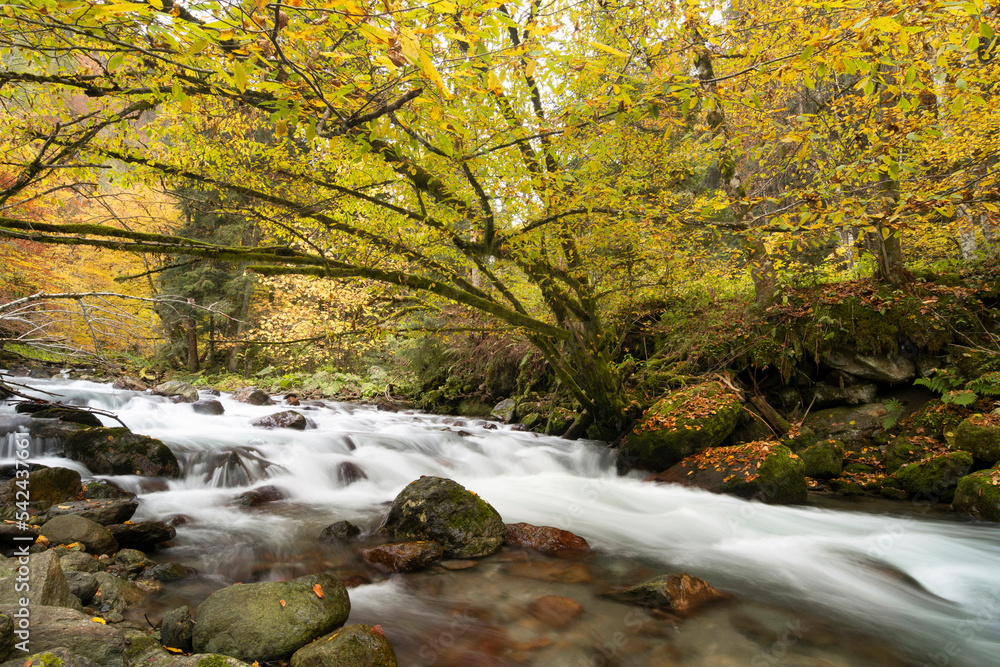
[3,378,1000,666]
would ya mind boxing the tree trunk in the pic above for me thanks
[186,317,199,372]
[226,282,253,373]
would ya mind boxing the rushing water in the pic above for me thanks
[3,377,1000,666]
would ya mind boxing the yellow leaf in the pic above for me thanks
[275,120,288,137]
[164,647,184,654]
[591,41,628,58]
[91,617,106,624]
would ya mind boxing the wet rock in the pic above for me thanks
[0,613,12,663]
[153,381,199,403]
[113,376,147,391]
[653,441,807,504]
[3,646,100,667]
[319,521,361,544]
[803,404,887,445]
[251,410,312,430]
[506,562,593,584]
[802,382,878,408]
[885,436,935,474]
[28,418,89,444]
[188,447,278,488]
[92,572,146,612]
[83,480,135,500]
[954,469,1000,521]
[289,624,397,667]
[192,400,225,416]
[0,604,127,667]
[232,387,273,406]
[605,573,728,613]
[895,451,973,500]
[337,461,367,485]
[64,427,180,478]
[822,348,916,384]
[49,499,139,526]
[134,579,164,595]
[145,562,189,581]
[40,515,118,556]
[114,549,147,571]
[528,596,585,629]
[361,541,444,573]
[60,551,103,574]
[798,440,845,479]
[2,466,82,507]
[30,406,104,427]
[0,550,81,609]
[954,417,1000,467]
[107,521,176,550]
[0,522,37,549]
[504,523,589,553]
[229,485,287,507]
[379,476,505,558]
[491,399,516,423]
[192,572,350,661]
[618,382,742,471]
[161,605,194,653]
[65,571,99,604]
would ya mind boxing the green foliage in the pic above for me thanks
[915,367,1000,408]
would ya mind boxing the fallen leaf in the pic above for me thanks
[57,505,71,509]
[164,647,184,654]
[280,600,286,607]
[372,624,385,637]
[313,583,324,598]
[91,617,106,624]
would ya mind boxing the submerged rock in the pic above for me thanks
[289,624,397,667]
[504,523,589,553]
[653,441,807,504]
[337,461,367,485]
[528,596,585,629]
[192,400,225,416]
[618,382,742,471]
[361,541,444,573]
[319,521,362,544]
[954,469,1000,521]
[251,410,312,430]
[192,572,350,661]
[605,573,728,613]
[228,485,287,507]
[64,427,180,477]
[379,476,505,558]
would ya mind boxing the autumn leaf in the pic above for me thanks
[280,600,286,607]
[313,583,324,598]
[91,617,106,624]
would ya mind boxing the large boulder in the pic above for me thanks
[153,381,199,403]
[803,403,887,445]
[379,477,505,558]
[232,387,273,406]
[884,436,936,474]
[605,573,728,613]
[0,550,81,609]
[822,348,916,384]
[40,515,118,556]
[1,466,83,507]
[954,469,1000,521]
[30,407,104,428]
[491,399,516,423]
[1,646,99,667]
[802,381,878,409]
[653,441,807,504]
[895,451,973,500]
[954,417,1000,467]
[290,625,397,667]
[618,382,742,471]
[107,521,175,550]
[0,605,127,667]
[192,573,350,661]
[64,428,180,477]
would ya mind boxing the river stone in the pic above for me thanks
[491,398,516,423]
[289,624,397,667]
[504,523,590,553]
[528,596,585,629]
[337,461,367,486]
[113,376,147,391]
[232,387,273,406]
[798,440,845,479]
[145,562,189,581]
[361,541,444,573]
[64,428,180,478]
[40,515,118,556]
[895,451,973,500]
[83,480,135,500]
[192,400,225,416]
[379,476,505,558]
[803,403,887,445]
[822,348,916,384]
[251,411,311,430]
[606,573,728,613]
[318,521,361,544]
[0,613,12,663]
[618,382,742,472]
[60,551,103,574]
[228,485,287,507]
[65,571,99,604]
[107,521,175,549]
[802,382,878,408]
[153,381,198,403]
[954,469,1000,521]
[49,499,139,526]
[10,466,83,507]
[1,647,100,667]
[954,418,1000,467]
[161,606,194,653]
[653,442,807,504]
[29,418,89,445]
[92,572,146,612]
[0,550,81,609]
[192,572,350,661]
[31,407,104,427]
[0,604,127,667]
[885,436,935,474]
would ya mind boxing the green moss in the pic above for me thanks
[799,440,844,479]
[954,418,1000,466]
[895,451,973,499]
[954,471,1000,521]
[35,653,65,667]
[197,655,231,667]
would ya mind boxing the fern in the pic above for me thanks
[915,368,1000,407]
[967,371,1000,397]
[942,390,978,407]
[914,368,962,395]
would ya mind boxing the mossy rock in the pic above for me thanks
[953,470,1000,521]
[652,442,806,504]
[378,476,505,558]
[843,463,874,475]
[954,417,1000,467]
[619,382,742,471]
[877,478,908,500]
[31,407,103,428]
[780,426,818,453]
[803,404,887,446]
[830,479,867,496]
[63,427,180,477]
[903,400,969,441]
[799,440,844,479]
[884,436,935,474]
[2,647,99,667]
[895,451,974,501]
[290,624,397,667]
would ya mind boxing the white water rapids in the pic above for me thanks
[4,378,1000,666]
